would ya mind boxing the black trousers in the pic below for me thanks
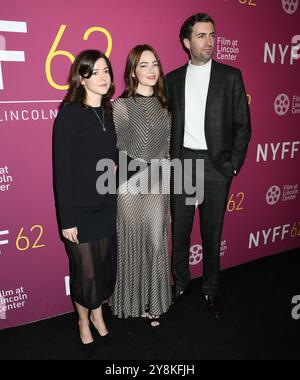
[171,148,232,296]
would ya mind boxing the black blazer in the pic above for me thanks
[166,60,251,177]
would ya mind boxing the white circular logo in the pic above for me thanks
[274,94,290,116]
[282,0,299,15]
[189,244,203,266]
[266,186,281,205]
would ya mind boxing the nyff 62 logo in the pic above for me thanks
[0,21,27,90]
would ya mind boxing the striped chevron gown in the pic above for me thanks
[110,95,172,318]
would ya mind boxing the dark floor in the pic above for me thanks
[0,249,300,360]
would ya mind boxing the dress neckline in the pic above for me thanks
[135,93,155,98]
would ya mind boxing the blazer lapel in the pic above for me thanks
[205,60,222,117]
[177,65,188,124]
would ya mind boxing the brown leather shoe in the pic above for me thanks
[203,295,223,318]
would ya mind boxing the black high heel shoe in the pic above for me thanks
[80,340,96,358]
[90,318,109,338]
[78,328,96,357]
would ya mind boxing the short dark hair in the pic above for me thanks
[179,13,215,44]
[60,50,115,112]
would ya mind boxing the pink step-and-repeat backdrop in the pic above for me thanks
[0,0,299,330]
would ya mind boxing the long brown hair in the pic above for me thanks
[121,44,168,109]
[60,50,115,112]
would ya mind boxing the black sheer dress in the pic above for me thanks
[54,101,117,309]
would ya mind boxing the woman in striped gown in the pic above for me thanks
[110,45,172,327]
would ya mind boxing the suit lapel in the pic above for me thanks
[206,60,222,117]
[177,65,188,124]
[174,65,188,153]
